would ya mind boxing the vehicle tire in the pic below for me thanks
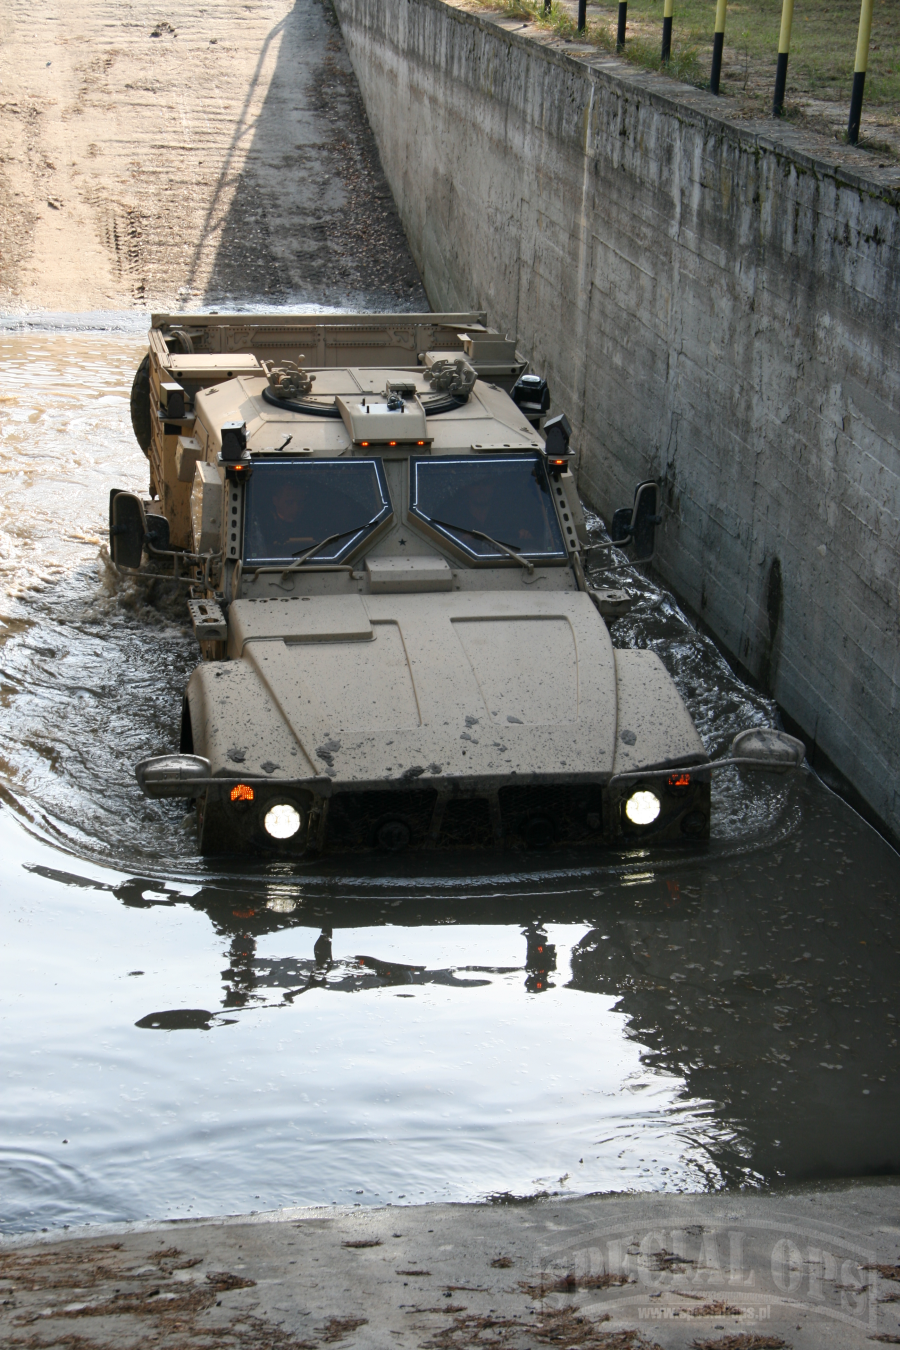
[179,698,194,754]
[130,353,152,458]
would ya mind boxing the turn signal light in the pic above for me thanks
[231,783,255,802]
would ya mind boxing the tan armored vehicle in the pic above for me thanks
[116,312,803,856]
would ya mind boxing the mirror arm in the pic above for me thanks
[608,755,802,789]
[138,773,311,798]
[112,547,224,590]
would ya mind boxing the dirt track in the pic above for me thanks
[0,0,426,313]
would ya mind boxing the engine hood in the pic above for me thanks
[186,591,705,788]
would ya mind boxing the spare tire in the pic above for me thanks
[130,353,152,457]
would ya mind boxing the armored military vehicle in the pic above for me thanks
[115,311,803,856]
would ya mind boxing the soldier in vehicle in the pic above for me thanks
[438,469,548,552]
[246,468,381,562]
[267,477,313,554]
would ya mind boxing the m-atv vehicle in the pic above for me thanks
[117,312,803,856]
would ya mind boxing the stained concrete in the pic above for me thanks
[2,1184,900,1348]
[332,0,900,845]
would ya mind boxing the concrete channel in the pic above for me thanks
[333,0,900,847]
[0,2,899,1348]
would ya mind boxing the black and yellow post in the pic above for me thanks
[578,0,587,31]
[847,0,875,144]
[661,0,674,61]
[617,1,627,50]
[710,0,728,93]
[772,0,795,115]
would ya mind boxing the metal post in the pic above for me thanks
[847,0,874,143]
[772,0,794,115]
[616,0,627,49]
[661,0,673,61]
[710,0,727,93]
[577,0,587,32]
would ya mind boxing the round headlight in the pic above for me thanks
[625,789,661,826]
[264,802,303,839]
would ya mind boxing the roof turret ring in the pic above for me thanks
[261,387,467,418]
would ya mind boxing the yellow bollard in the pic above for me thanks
[772,0,795,115]
[661,0,674,61]
[847,0,875,143]
[710,0,728,93]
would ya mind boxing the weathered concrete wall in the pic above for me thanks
[333,0,900,838]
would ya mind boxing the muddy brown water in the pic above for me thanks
[0,327,898,1235]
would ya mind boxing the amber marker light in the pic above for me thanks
[388,440,397,446]
[231,784,255,802]
[360,441,369,447]
[668,772,691,789]
[417,441,425,446]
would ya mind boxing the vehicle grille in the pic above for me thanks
[498,784,605,847]
[437,797,494,848]
[321,784,606,852]
[325,788,437,851]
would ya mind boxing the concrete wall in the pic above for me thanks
[332,0,900,840]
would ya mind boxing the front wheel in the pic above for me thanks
[130,353,152,457]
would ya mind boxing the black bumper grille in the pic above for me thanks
[325,788,438,851]
[437,797,494,848]
[498,784,605,847]
[320,784,606,852]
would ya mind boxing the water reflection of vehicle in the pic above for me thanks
[113,312,802,857]
[76,772,896,1193]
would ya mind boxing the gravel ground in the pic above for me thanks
[0,0,426,313]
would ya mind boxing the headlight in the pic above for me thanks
[625,789,661,825]
[264,802,303,839]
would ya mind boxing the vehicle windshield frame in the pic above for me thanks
[408,453,567,563]
[242,456,392,565]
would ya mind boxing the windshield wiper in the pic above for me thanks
[431,518,535,575]
[251,527,363,580]
[289,528,360,567]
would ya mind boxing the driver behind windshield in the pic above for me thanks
[450,475,536,546]
[244,463,386,563]
[420,460,559,557]
[267,478,314,554]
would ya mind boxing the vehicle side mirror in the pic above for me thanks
[611,481,661,561]
[731,727,805,772]
[135,754,212,798]
[109,491,146,569]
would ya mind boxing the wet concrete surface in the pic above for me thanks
[2,1184,900,1348]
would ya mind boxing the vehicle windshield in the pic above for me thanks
[409,454,567,561]
[243,459,392,565]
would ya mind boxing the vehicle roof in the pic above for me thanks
[194,369,543,460]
